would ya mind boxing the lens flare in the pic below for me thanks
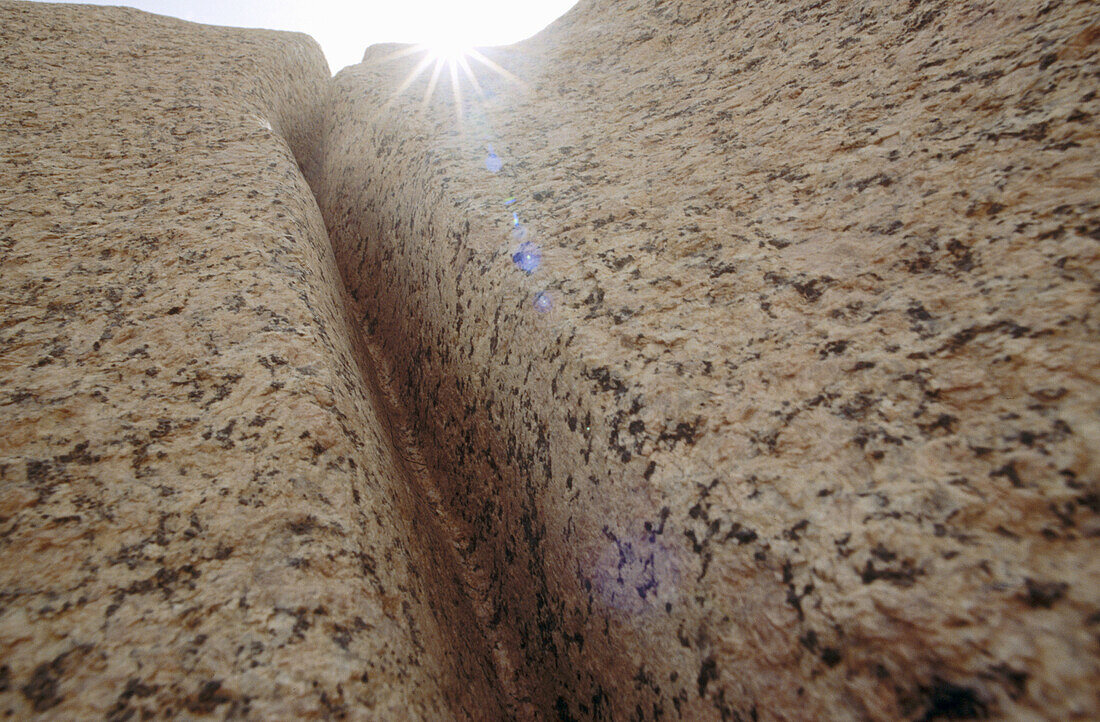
[485,145,502,173]
[512,242,541,274]
[533,291,553,313]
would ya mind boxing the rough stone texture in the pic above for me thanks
[3,0,1099,719]
[316,0,1100,719]
[0,2,505,719]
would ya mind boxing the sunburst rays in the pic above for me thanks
[365,43,525,126]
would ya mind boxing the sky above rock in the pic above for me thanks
[46,0,578,73]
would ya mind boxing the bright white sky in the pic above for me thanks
[47,1,578,73]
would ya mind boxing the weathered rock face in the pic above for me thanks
[2,0,1099,719]
[0,2,505,719]
[316,0,1100,719]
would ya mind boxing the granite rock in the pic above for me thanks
[1,0,1099,719]
[0,2,505,719]
[315,0,1100,719]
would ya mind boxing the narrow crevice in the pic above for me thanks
[348,317,539,719]
[297,86,529,717]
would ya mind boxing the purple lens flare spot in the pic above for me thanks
[485,144,502,173]
[533,291,552,313]
[512,242,541,274]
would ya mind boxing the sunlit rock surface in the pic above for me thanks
[317,0,1100,719]
[2,0,1099,719]
[0,2,505,719]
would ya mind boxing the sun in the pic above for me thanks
[366,39,523,123]
[425,39,470,64]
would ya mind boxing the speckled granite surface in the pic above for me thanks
[0,2,506,719]
[3,0,1099,719]
[316,0,1100,719]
